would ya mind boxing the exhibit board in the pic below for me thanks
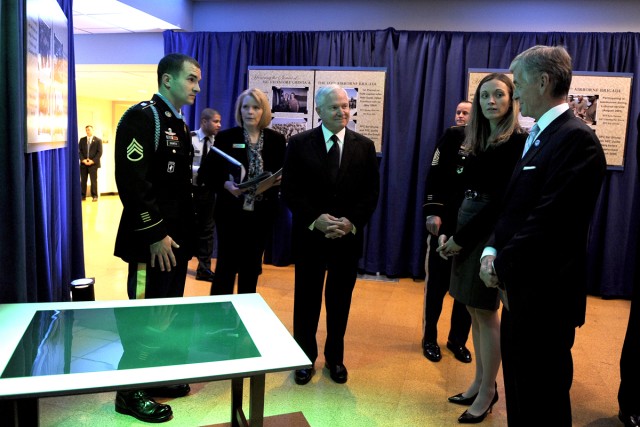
[248,67,386,152]
[468,69,633,169]
[25,0,69,153]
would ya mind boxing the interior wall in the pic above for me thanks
[75,33,164,65]
[77,97,111,143]
[192,0,640,32]
[74,0,640,65]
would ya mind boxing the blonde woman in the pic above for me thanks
[199,88,286,295]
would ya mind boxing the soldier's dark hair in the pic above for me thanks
[157,53,200,87]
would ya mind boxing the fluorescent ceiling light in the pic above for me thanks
[72,0,179,34]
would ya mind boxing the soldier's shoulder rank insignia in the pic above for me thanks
[126,138,144,161]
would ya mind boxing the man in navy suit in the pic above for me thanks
[282,85,379,385]
[479,45,606,425]
[618,112,640,427]
[78,125,102,201]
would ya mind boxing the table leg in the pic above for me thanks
[231,377,246,427]
[249,374,265,427]
[2,398,39,426]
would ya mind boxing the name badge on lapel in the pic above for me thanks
[233,143,246,149]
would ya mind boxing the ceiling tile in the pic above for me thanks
[72,0,179,34]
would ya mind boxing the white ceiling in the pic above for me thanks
[72,0,179,34]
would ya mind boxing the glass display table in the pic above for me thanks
[0,294,311,426]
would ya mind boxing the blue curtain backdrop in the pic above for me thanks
[0,0,84,303]
[166,29,640,298]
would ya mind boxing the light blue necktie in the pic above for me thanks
[522,124,539,158]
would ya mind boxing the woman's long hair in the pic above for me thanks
[464,73,523,155]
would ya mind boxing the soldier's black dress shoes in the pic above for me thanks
[195,269,215,282]
[145,383,191,398]
[325,363,348,384]
[115,390,172,423]
[422,341,442,362]
[447,341,472,363]
[294,368,315,385]
[619,410,640,427]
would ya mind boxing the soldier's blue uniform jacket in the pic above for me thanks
[114,94,195,263]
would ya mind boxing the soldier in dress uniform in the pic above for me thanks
[113,53,201,424]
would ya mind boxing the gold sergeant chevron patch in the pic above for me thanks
[126,139,144,161]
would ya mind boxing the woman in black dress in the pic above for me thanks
[437,73,527,424]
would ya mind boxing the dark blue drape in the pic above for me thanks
[0,0,84,303]
[165,29,640,298]
[0,0,28,302]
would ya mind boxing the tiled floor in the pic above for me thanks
[39,195,629,426]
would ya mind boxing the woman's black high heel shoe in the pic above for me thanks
[448,392,478,406]
[457,388,499,424]
[449,382,496,406]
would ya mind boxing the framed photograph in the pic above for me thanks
[25,0,68,153]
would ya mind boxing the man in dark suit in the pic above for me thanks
[281,84,379,385]
[618,113,640,427]
[78,125,103,201]
[479,45,606,426]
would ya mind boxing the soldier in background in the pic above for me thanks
[192,108,222,282]
[421,101,473,364]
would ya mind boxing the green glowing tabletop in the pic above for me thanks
[0,294,311,399]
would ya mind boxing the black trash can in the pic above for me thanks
[70,278,95,301]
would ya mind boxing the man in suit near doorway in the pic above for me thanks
[479,45,606,426]
[281,84,379,386]
[79,125,102,201]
